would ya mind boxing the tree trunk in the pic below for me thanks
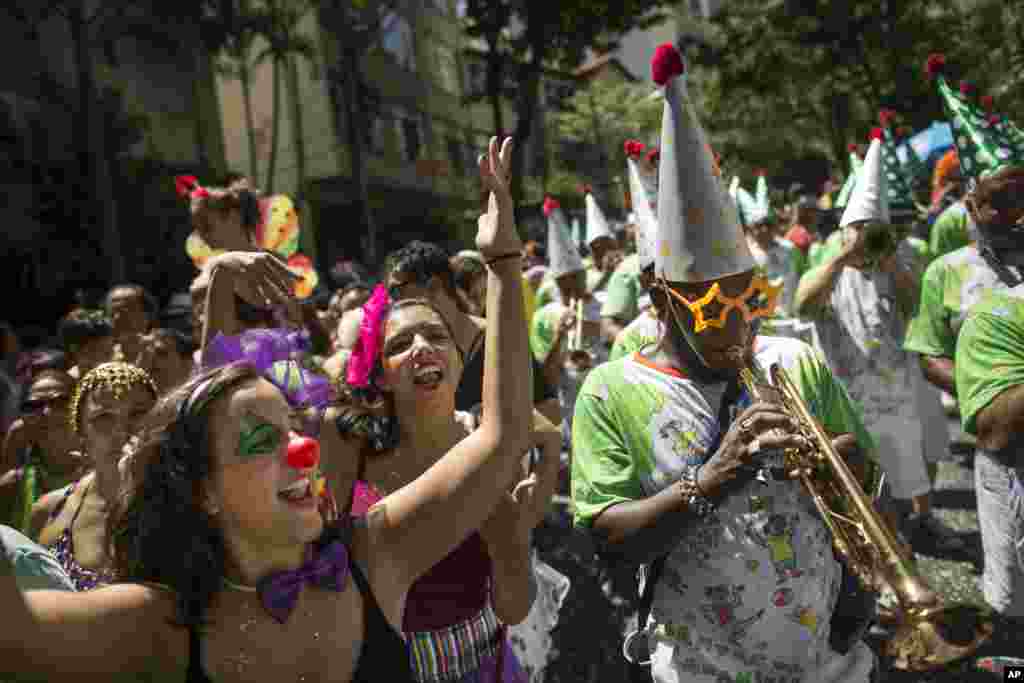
[240,62,260,184]
[485,37,504,135]
[510,58,544,204]
[285,54,315,263]
[265,56,282,194]
[69,1,124,283]
[342,49,377,266]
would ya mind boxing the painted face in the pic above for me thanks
[80,384,156,460]
[209,378,324,549]
[107,288,149,337]
[379,304,461,406]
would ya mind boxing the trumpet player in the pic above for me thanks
[531,197,604,443]
[571,45,879,683]
[795,134,965,553]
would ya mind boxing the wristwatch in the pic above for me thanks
[677,465,716,517]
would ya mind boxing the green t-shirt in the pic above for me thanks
[571,335,877,528]
[929,201,969,261]
[904,246,1004,359]
[608,309,662,362]
[586,265,609,296]
[807,231,845,271]
[955,288,1024,435]
[534,277,559,310]
[600,253,641,323]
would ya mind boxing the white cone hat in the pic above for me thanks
[584,191,614,246]
[728,175,740,202]
[627,156,659,271]
[544,197,584,278]
[652,44,753,283]
[839,137,890,228]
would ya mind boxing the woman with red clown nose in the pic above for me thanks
[570,43,880,683]
[0,137,554,683]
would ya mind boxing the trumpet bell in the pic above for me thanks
[885,604,995,671]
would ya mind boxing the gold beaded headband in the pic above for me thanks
[69,361,159,434]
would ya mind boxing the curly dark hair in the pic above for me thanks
[58,310,113,355]
[109,362,258,627]
[383,241,457,299]
[966,165,1024,287]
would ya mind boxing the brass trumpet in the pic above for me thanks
[739,361,993,671]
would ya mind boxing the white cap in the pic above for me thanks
[627,157,659,271]
[746,173,772,225]
[653,44,754,282]
[585,192,614,246]
[544,198,585,278]
[840,138,889,228]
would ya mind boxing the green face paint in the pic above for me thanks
[238,414,283,459]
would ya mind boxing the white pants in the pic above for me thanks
[910,354,951,464]
[650,639,875,683]
[975,450,1024,616]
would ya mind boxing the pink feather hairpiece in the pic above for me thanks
[346,284,391,389]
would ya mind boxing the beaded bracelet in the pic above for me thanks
[484,252,523,268]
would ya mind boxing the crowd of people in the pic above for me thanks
[0,43,1022,683]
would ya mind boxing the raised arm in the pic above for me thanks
[200,251,300,354]
[366,137,533,587]
[0,541,181,680]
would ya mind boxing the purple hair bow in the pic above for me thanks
[203,328,334,410]
[256,540,349,623]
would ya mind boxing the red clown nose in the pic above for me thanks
[286,435,320,469]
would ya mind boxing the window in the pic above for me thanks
[380,12,416,72]
[396,109,428,162]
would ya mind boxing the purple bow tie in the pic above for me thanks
[256,540,350,623]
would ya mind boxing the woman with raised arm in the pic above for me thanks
[0,137,538,683]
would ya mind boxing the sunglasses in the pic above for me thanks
[22,395,71,415]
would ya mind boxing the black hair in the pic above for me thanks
[58,310,113,355]
[111,363,258,627]
[105,283,160,320]
[329,260,370,291]
[383,241,457,298]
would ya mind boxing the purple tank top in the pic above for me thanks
[351,481,493,631]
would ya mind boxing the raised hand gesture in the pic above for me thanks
[476,137,521,259]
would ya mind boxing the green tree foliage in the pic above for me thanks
[549,76,662,207]
[461,0,672,204]
[687,0,970,187]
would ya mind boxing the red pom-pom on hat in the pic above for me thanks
[847,143,859,152]
[651,43,684,86]
[870,127,885,141]
[959,81,976,98]
[988,113,1002,125]
[755,168,767,177]
[174,175,201,198]
[646,147,660,164]
[623,139,646,158]
[925,53,946,78]
[878,109,898,127]
[542,196,560,216]
[579,183,593,195]
[980,94,995,110]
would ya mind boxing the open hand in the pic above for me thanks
[205,251,300,312]
[476,137,521,259]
